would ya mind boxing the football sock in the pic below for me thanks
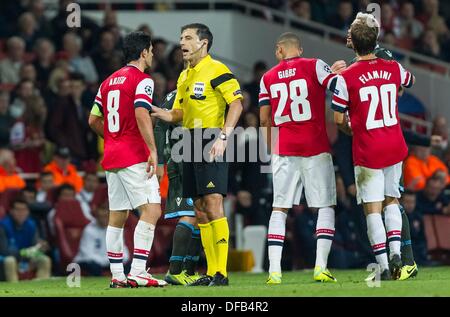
[210,217,230,277]
[169,221,193,275]
[184,228,202,276]
[366,213,389,271]
[106,226,125,280]
[399,205,415,265]
[198,222,217,277]
[130,220,155,276]
[315,207,335,269]
[384,204,402,259]
[268,211,287,274]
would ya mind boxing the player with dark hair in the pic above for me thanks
[152,23,243,286]
[89,31,167,288]
[260,32,338,284]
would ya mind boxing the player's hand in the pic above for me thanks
[150,106,165,120]
[331,60,347,74]
[146,152,158,179]
[209,138,227,161]
[431,135,443,148]
[347,184,357,197]
[156,165,165,183]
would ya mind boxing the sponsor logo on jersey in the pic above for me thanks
[186,198,194,206]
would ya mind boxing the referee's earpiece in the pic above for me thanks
[191,41,207,56]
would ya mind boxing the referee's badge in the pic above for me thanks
[193,82,205,98]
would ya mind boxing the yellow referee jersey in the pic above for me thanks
[173,54,243,129]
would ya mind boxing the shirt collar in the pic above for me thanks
[190,54,212,72]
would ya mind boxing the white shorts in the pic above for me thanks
[105,162,161,211]
[354,162,403,205]
[272,153,336,208]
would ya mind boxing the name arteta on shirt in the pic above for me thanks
[109,76,127,86]
[278,68,296,79]
[359,70,392,84]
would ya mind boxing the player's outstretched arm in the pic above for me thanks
[88,114,104,138]
[259,105,272,154]
[151,107,183,123]
[333,112,353,136]
[136,107,158,178]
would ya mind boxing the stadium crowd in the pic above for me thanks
[0,0,449,281]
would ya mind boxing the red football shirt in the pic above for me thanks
[332,58,413,169]
[94,65,154,170]
[259,57,335,156]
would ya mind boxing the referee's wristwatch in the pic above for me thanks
[219,132,227,141]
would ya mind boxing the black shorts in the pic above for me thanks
[181,128,229,198]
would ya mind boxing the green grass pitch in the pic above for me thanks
[1,267,450,297]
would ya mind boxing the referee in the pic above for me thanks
[152,23,243,286]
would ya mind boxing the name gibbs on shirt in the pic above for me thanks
[278,68,296,79]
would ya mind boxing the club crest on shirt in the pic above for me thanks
[193,82,205,98]
[186,198,194,206]
[145,85,153,96]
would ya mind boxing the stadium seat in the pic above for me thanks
[90,184,108,213]
[54,200,90,268]
[433,215,450,251]
[423,215,438,251]
[0,189,22,214]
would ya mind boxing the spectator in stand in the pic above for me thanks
[329,0,354,32]
[100,9,123,50]
[243,61,267,110]
[47,73,91,163]
[417,0,449,41]
[28,0,53,39]
[151,38,171,78]
[36,172,54,203]
[43,147,83,193]
[136,23,153,37]
[415,173,450,215]
[0,199,51,282]
[0,91,14,149]
[17,12,40,52]
[404,144,450,191]
[291,0,312,21]
[380,3,398,38]
[416,29,444,60]
[61,32,98,85]
[9,79,36,121]
[46,183,78,236]
[431,115,449,160]
[401,191,428,265]
[152,72,168,106]
[91,30,123,82]
[74,201,128,276]
[310,0,338,24]
[10,95,47,173]
[19,63,38,83]
[32,38,55,89]
[395,2,424,42]
[76,172,99,222]
[0,149,26,192]
[166,45,184,88]
[0,36,25,85]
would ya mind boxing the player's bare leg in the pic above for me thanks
[383,196,403,279]
[313,206,337,283]
[107,210,129,288]
[127,203,167,287]
[266,207,288,285]
[364,202,391,281]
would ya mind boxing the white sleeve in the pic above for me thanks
[134,77,154,110]
[258,75,270,107]
[94,84,102,108]
[331,75,349,113]
[316,59,336,90]
[398,62,413,88]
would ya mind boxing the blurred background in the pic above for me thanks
[0,0,449,281]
